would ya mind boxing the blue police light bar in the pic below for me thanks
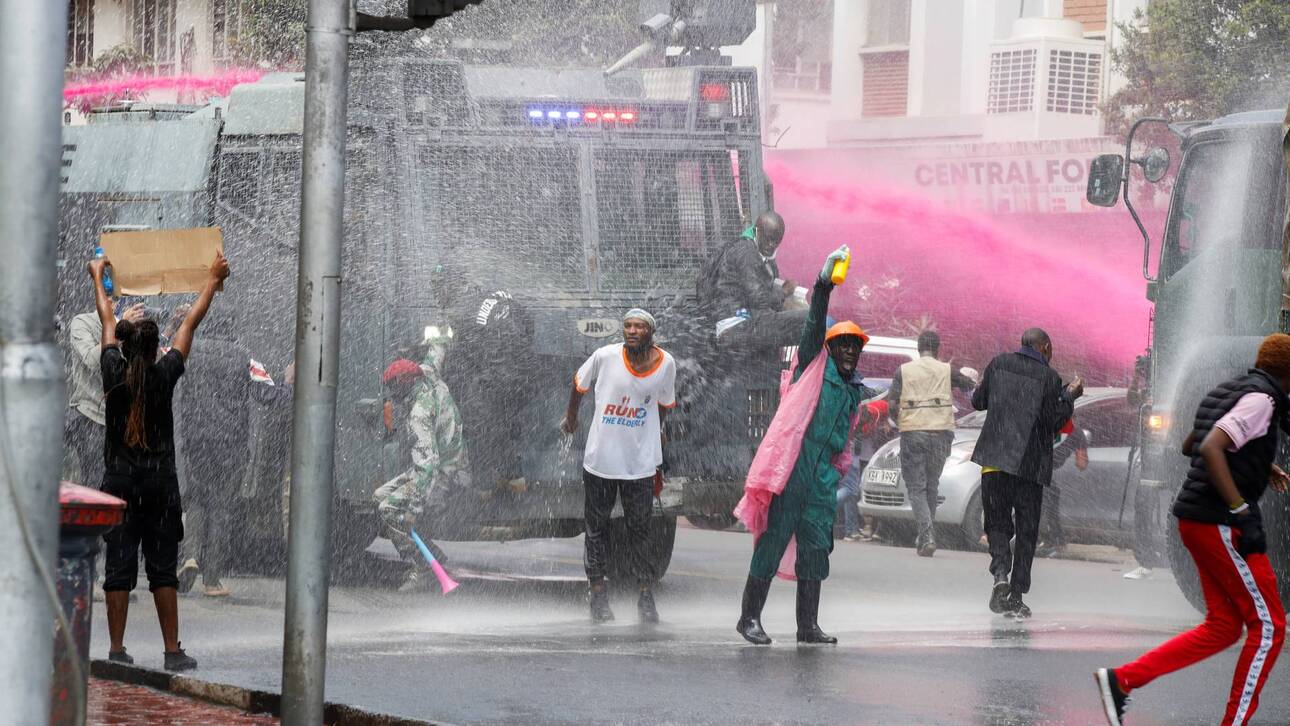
[525,107,637,124]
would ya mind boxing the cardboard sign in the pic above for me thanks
[98,227,223,295]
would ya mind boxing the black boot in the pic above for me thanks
[589,580,614,622]
[796,579,837,644]
[736,576,773,645]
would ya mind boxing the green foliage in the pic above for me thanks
[233,0,308,69]
[91,43,153,76]
[1106,0,1290,136]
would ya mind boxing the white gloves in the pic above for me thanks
[819,245,850,284]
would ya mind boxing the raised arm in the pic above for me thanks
[971,359,994,411]
[794,278,832,376]
[87,258,117,347]
[170,251,230,359]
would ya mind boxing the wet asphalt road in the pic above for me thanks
[91,527,1290,725]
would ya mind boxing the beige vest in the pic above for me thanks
[897,355,955,432]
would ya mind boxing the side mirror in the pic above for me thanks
[1086,154,1124,207]
[1141,146,1170,183]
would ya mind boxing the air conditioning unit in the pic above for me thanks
[984,17,1103,140]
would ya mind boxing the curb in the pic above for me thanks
[90,660,450,726]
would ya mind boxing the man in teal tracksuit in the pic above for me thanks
[737,245,875,645]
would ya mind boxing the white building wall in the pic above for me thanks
[729,0,1138,149]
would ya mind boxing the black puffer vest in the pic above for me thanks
[1172,369,1289,523]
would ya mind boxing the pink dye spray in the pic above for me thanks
[64,70,264,104]
[764,160,1154,380]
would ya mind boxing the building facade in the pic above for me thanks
[727,0,1149,150]
[66,0,247,78]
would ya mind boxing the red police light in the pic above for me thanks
[699,82,731,103]
[619,111,636,123]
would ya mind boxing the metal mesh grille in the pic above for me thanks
[415,144,586,297]
[403,62,471,127]
[217,150,262,220]
[267,149,301,243]
[593,149,741,292]
[987,48,1036,114]
[862,489,905,507]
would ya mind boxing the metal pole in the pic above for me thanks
[281,0,351,722]
[0,0,69,724]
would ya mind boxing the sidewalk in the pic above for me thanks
[88,678,278,725]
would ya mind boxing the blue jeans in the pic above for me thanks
[836,457,864,537]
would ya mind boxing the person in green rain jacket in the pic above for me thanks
[736,245,877,646]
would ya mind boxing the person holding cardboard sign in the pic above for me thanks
[90,249,229,672]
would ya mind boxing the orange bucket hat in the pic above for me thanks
[825,321,870,345]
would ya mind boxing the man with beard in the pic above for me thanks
[735,246,877,646]
[561,309,677,623]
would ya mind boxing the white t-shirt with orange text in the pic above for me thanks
[575,343,677,480]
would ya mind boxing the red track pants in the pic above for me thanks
[1117,518,1286,725]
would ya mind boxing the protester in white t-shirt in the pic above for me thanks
[561,308,676,624]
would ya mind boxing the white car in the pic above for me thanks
[858,387,1137,547]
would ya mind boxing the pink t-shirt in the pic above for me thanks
[1214,392,1276,451]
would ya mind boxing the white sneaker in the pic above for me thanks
[1123,566,1153,580]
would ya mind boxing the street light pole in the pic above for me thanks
[0,0,70,724]
[280,0,351,722]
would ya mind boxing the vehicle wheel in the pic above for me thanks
[961,490,987,551]
[608,515,677,582]
[1167,518,1206,614]
[686,513,737,531]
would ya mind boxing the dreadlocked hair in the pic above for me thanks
[116,318,160,450]
[1257,334,1290,382]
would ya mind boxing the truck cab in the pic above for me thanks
[1087,109,1288,610]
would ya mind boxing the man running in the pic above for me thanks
[561,309,677,623]
[1097,334,1290,726]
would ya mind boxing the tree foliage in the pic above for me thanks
[1106,0,1290,136]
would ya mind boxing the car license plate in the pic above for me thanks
[864,468,899,486]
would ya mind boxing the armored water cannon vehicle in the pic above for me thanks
[1086,108,1289,611]
[58,50,771,575]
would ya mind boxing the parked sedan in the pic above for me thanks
[858,387,1139,548]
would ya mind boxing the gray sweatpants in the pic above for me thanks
[900,430,954,548]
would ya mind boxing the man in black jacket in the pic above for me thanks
[702,211,806,349]
[971,328,1083,617]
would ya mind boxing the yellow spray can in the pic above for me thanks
[830,248,851,285]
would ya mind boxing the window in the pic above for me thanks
[594,150,742,292]
[213,0,246,67]
[1046,49,1101,115]
[987,49,1036,113]
[861,51,909,117]
[130,0,177,75]
[771,0,833,93]
[67,0,95,68]
[1074,398,1138,448]
[865,0,911,47]
[1162,140,1280,279]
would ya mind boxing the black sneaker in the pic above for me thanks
[989,574,1011,614]
[163,644,197,672]
[1095,667,1130,725]
[590,586,615,623]
[107,648,133,665]
[1006,593,1032,619]
[637,588,659,624]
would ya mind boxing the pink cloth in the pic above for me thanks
[732,355,867,580]
[1216,392,1276,452]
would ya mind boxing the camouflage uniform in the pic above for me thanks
[374,363,472,567]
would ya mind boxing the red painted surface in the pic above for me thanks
[60,481,125,528]
[87,679,278,725]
